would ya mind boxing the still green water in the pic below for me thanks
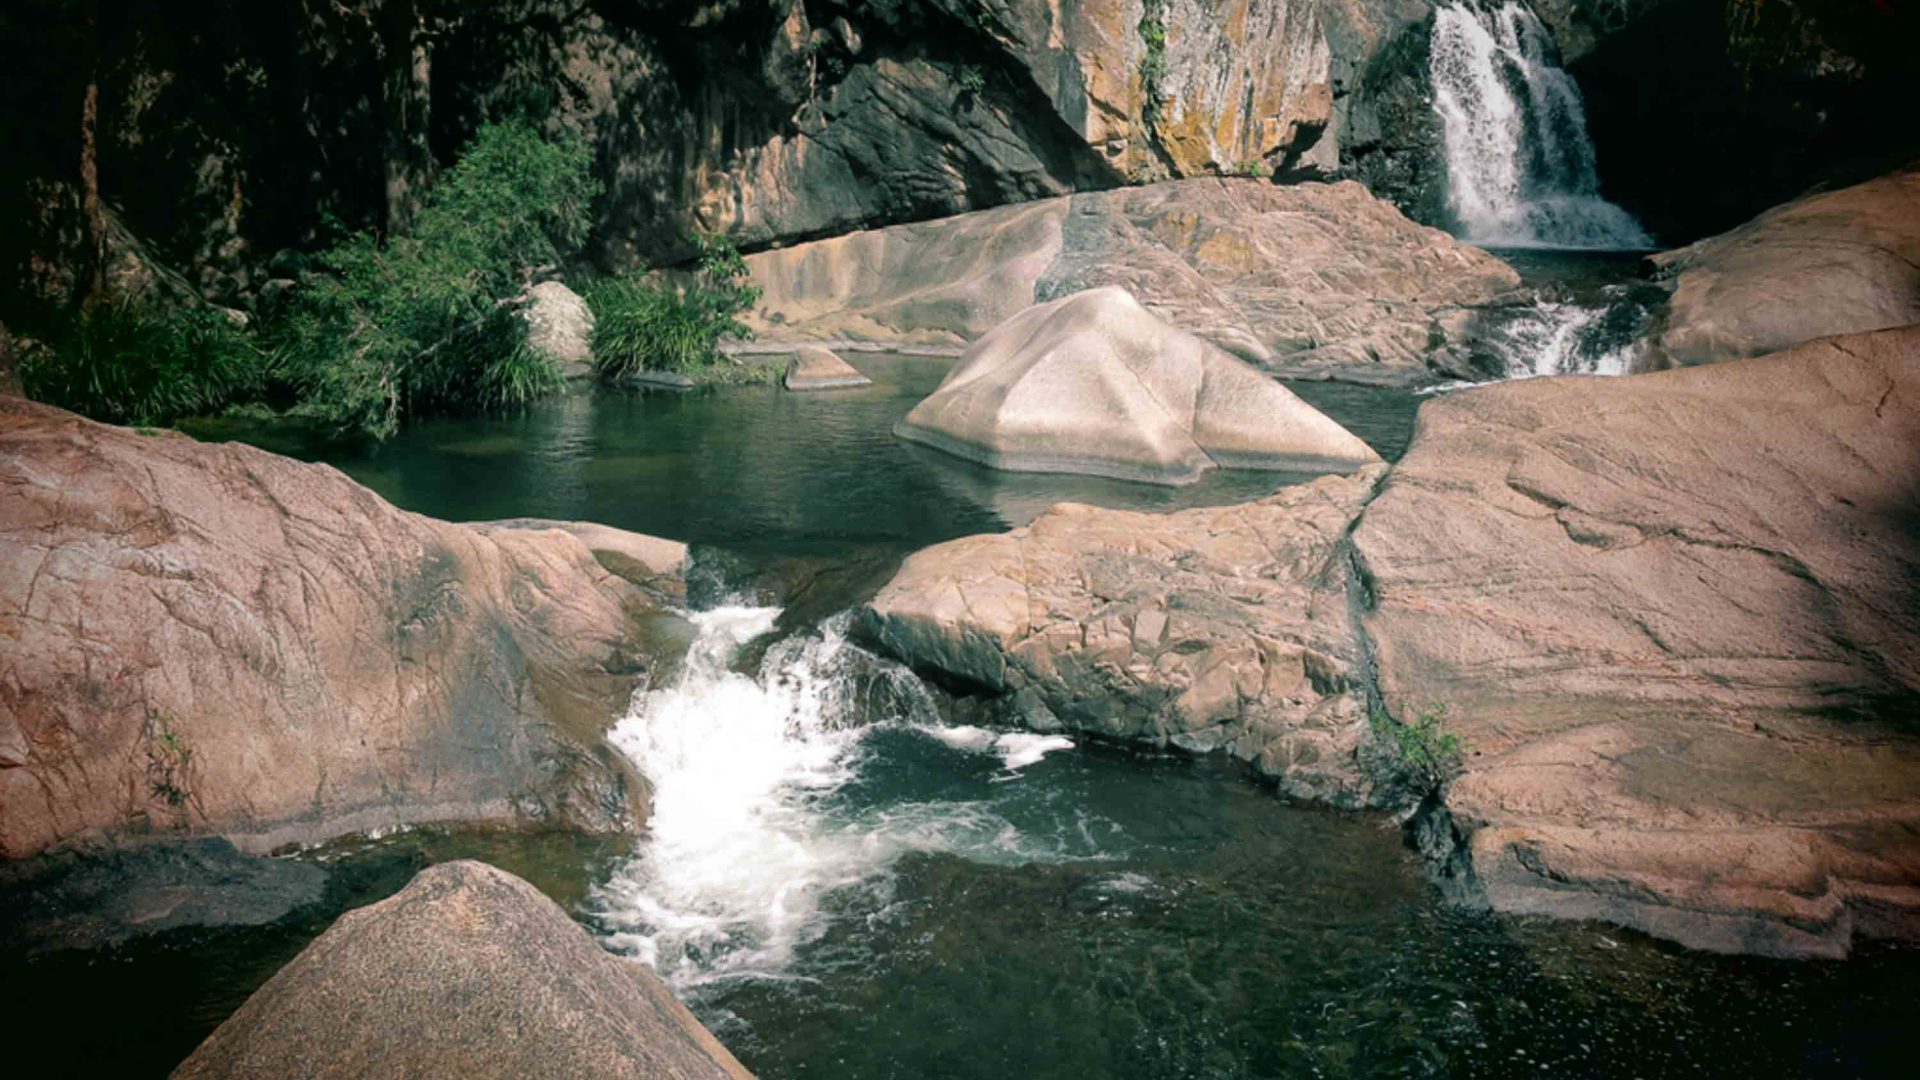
[9,355,1915,1078]
[182,355,1419,559]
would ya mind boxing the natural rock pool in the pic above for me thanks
[10,354,1917,1078]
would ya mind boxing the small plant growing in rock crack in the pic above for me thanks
[1369,702,1465,796]
[956,63,987,108]
[1137,0,1170,126]
[144,709,199,817]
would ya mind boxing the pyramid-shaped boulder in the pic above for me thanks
[894,287,1381,484]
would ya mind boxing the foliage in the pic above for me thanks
[144,710,196,813]
[1138,0,1170,124]
[21,301,265,426]
[271,120,594,438]
[957,62,987,107]
[1369,702,1465,796]
[588,232,762,383]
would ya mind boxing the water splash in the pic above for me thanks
[593,609,1089,996]
[1483,300,1637,378]
[1429,2,1651,249]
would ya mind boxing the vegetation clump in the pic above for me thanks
[1369,702,1466,797]
[587,232,765,385]
[20,301,263,426]
[270,119,596,438]
[1138,0,1170,125]
[143,709,198,817]
[23,120,596,440]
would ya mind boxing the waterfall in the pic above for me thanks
[1429,1,1651,249]
[591,607,1088,997]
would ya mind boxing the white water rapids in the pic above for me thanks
[592,606,1087,994]
[1429,1,1651,249]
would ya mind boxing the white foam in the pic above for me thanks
[594,611,1098,995]
[913,723,1077,770]
[994,732,1077,770]
[918,723,999,753]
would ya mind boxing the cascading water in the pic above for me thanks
[1429,1,1652,249]
[592,607,1093,999]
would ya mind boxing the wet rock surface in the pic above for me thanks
[0,837,326,955]
[895,287,1381,483]
[0,397,679,858]
[173,859,755,1079]
[745,178,1519,384]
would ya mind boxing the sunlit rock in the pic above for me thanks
[741,178,1520,384]
[1650,163,1920,366]
[895,287,1382,484]
[0,398,680,858]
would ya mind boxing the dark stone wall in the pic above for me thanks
[1566,0,1920,244]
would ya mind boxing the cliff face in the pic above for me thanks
[1539,0,1920,242]
[6,0,1910,322]
[2,0,1425,320]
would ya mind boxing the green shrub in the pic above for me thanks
[588,232,762,383]
[586,280,712,377]
[22,301,264,426]
[272,120,597,438]
[1138,0,1170,124]
[956,63,987,107]
[1369,702,1465,796]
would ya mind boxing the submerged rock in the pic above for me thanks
[0,837,326,955]
[783,346,871,391]
[741,178,1520,384]
[863,465,1390,806]
[173,860,754,1079]
[1650,163,1920,366]
[895,287,1382,484]
[1354,325,1920,958]
[520,281,596,379]
[0,397,678,859]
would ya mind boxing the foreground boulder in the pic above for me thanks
[896,287,1382,483]
[1353,326,1920,958]
[741,178,1520,384]
[1650,163,1920,366]
[863,465,1388,806]
[0,398,680,858]
[783,346,872,391]
[174,860,753,1079]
